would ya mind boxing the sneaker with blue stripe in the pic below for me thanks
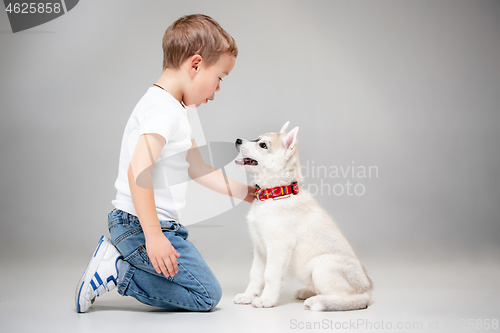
[75,236,123,313]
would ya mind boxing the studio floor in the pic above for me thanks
[1,242,499,333]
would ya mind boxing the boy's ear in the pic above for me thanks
[280,121,290,134]
[190,54,203,75]
[282,126,299,157]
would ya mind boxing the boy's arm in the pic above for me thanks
[186,139,255,203]
[128,133,180,278]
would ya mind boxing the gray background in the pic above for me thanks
[1,1,499,332]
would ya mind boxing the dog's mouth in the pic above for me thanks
[235,157,258,166]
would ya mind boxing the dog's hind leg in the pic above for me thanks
[294,288,316,300]
[303,254,372,311]
[234,245,266,305]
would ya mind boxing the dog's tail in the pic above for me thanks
[305,292,372,311]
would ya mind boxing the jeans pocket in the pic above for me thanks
[124,245,150,266]
[108,209,124,229]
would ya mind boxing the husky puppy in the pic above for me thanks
[233,122,373,311]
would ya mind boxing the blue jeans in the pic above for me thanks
[107,209,222,311]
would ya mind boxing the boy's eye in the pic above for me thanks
[218,77,223,82]
[259,142,267,149]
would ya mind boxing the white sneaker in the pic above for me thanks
[75,236,123,313]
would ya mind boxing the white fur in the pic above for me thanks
[234,122,373,311]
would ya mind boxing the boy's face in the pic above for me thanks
[184,53,236,108]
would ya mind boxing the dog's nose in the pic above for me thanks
[235,138,242,152]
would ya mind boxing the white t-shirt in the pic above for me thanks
[111,86,193,222]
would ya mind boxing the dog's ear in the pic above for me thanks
[280,121,290,134]
[283,126,299,157]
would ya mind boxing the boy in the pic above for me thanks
[75,14,254,313]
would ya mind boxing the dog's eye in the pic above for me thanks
[259,142,267,149]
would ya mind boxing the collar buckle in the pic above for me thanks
[254,185,265,201]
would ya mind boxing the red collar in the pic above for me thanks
[255,182,299,201]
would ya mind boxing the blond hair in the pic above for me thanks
[162,14,238,70]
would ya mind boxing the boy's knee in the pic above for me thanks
[211,280,223,307]
[200,280,222,311]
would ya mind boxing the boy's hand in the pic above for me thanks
[145,233,181,278]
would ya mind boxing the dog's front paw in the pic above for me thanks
[252,296,277,308]
[234,293,255,305]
